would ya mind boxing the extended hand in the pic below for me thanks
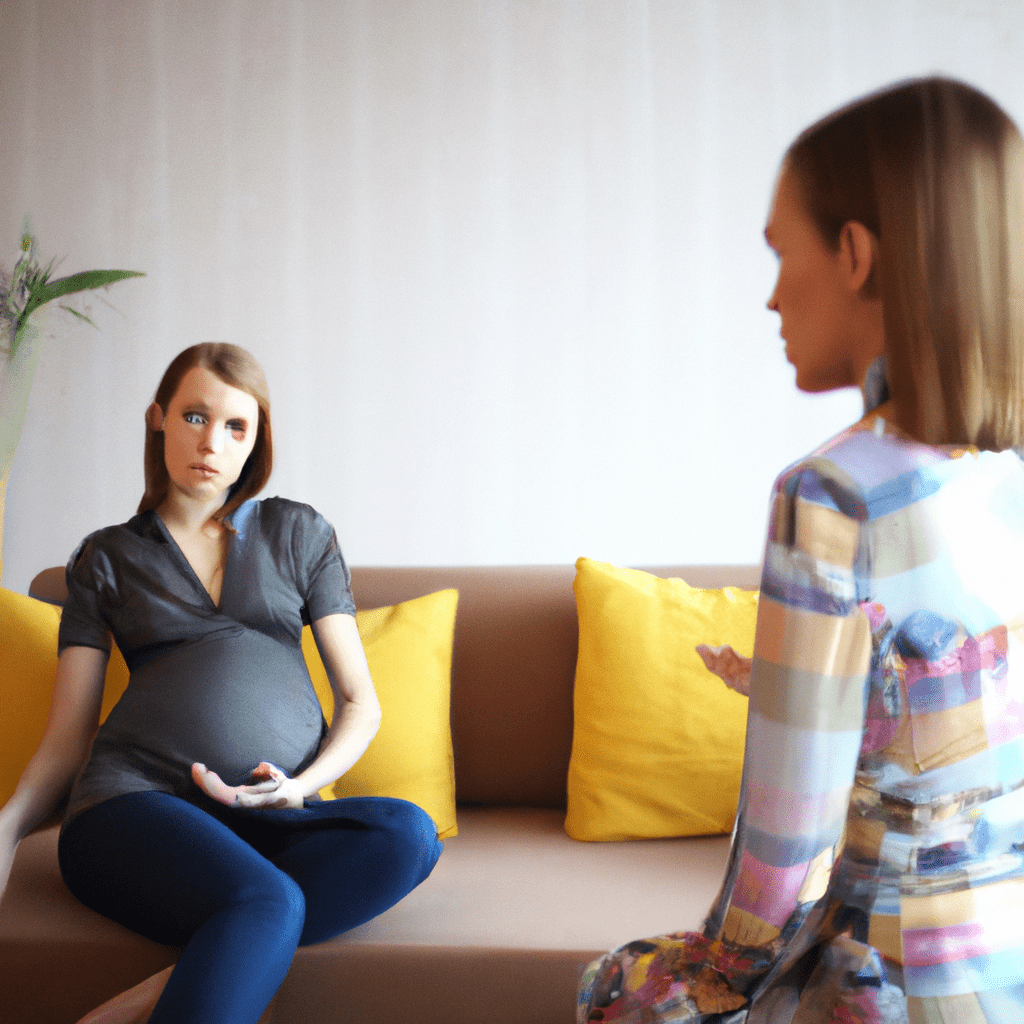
[191,762,305,810]
[695,643,752,697]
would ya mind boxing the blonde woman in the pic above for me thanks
[579,77,1024,1022]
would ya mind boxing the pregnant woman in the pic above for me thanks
[0,342,442,1023]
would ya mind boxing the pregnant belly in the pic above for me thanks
[99,627,326,786]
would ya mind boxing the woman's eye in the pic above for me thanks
[184,412,206,425]
[228,421,247,437]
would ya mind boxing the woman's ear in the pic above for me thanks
[145,402,165,432]
[839,221,879,298]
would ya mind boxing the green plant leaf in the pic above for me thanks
[22,269,145,319]
[58,304,98,328]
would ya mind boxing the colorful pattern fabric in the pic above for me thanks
[579,413,1024,1023]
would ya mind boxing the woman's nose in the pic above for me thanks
[201,426,225,453]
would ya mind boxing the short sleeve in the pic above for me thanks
[58,536,114,655]
[300,508,356,622]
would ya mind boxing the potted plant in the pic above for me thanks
[1,230,144,579]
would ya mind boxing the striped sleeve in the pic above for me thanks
[704,462,872,961]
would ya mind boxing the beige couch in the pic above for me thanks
[0,563,759,1024]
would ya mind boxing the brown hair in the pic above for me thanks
[785,76,1024,449]
[138,343,273,520]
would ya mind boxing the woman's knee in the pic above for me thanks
[275,799,442,944]
[319,795,442,879]
[374,798,444,883]
[231,868,306,948]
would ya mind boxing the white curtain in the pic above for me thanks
[2,0,1021,593]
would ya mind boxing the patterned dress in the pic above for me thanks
[578,411,1024,1023]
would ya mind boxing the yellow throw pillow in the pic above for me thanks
[99,646,131,721]
[566,558,756,841]
[0,588,63,806]
[0,587,131,807]
[303,588,459,839]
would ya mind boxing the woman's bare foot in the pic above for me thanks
[74,966,172,1024]
[74,966,278,1023]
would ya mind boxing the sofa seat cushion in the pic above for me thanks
[0,807,731,1024]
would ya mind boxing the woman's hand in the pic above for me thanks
[696,643,752,697]
[191,762,305,810]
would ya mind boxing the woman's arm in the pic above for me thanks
[296,612,382,792]
[0,645,109,897]
[194,613,381,809]
[698,464,873,987]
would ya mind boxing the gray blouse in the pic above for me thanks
[58,497,356,825]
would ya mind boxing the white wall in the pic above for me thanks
[1,0,1021,595]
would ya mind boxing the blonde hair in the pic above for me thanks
[138,343,273,520]
[786,77,1024,449]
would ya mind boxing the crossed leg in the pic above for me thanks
[59,792,442,1024]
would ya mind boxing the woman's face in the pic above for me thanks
[159,365,260,506]
[764,165,865,393]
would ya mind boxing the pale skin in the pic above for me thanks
[696,643,752,697]
[701,162,888,693]
[0,365,381,1022]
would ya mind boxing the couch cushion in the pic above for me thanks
[0,588,130,807]
[304,588,460,838]
[0,809,731,1024]
[0,588,62,806]
[566,559,757,840]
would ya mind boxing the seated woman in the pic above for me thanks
[579,77,1024,1022]
[0,343,443,1024]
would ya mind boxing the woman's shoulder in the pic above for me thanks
[68,511,161,561]
[773,416,1020,522]
[231,498,338,554]
[771,421,888,512]
[64,512,163,590]
[232,496,331,530]
[233,498,347,590]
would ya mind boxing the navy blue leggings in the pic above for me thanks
[58,791,442,1024]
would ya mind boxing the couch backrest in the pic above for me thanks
[30,563,761,810]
